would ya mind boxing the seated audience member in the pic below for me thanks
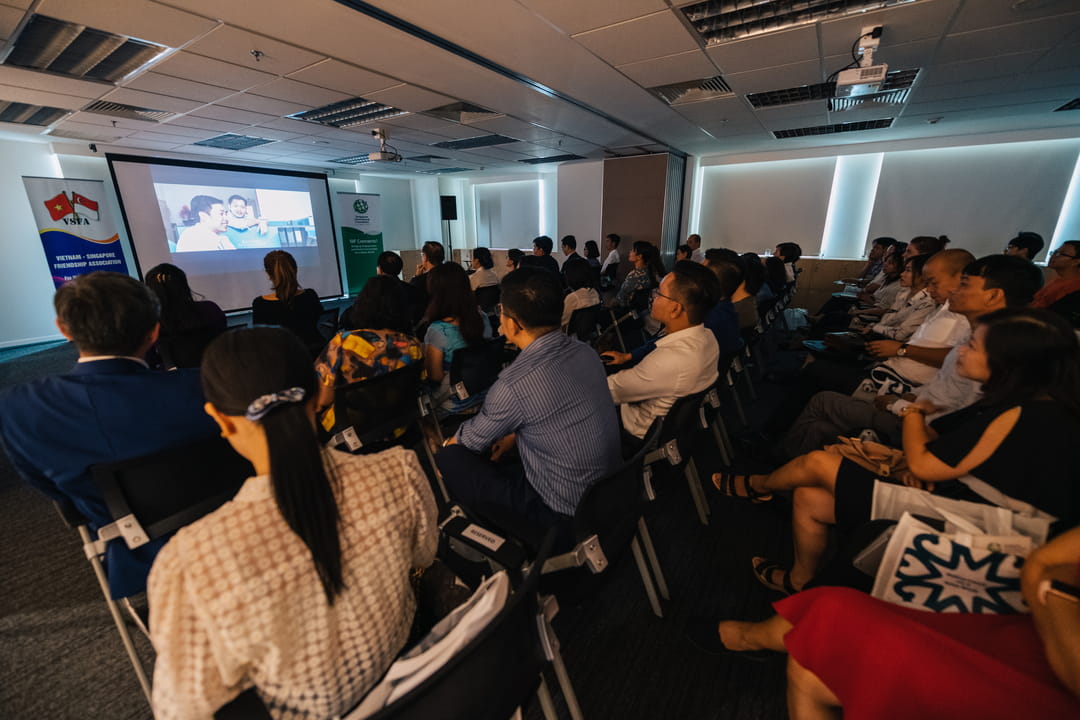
[733,253,766,330]
[423,263,490,416]
[149,328,436,719]
[763,256,788,298]
[1033,241,1080,309]
[0,272,217,598]
[687,233,705,263]
[600,233,621,289]
[436,267,621,539]
[611,241,664,309]
[859,253,936,340]
[530,235,561,278]
[700,250,746,356]
[1005,230,1045,261]
[560,235,590,282]
[584,239,603,287]
[603,261,721,441]
[314,275,423,431]
[780,253,1040,459]
[853,237,895,286]
[506,248,525,272]
[365,249,424,326]
[697,518,1080,720]
[409,240,445,314]
[143,263,226,368]
[252,250,324,355]
[774,242,802,283]
[562,258,601,331]
[676,244,693,262]
[468,247,500,291]
[717,307,1080,594]
[854,250,905,317]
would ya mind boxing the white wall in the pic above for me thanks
[557,159,603,245]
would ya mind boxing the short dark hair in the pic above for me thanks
[376,251,403,277]
[872,236,896,249]
[533,235,553,255]
[891,242,908,258]
[775,242,801,263]
[703,252,744,299]
[739,252,766,295]
[606,233,621,248]
[227,194,246,206]
[473,246,494,269]
[584,240,600,259]
[1008,231,1045,259]
[500,267,562,331]
[507,248,525,268]
[561,235,577,251]
[190,194,222,219]
[963,254,1044,307]
[564,258,594,291]
[911,235,949,255]
[341,275,410,332]
[677,244,692,257]
[668,260,721,325]
[55,272,159,355]
[421,241,445,265]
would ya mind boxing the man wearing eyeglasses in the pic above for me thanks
[1033,241,1080,310]
[1004,231,1045,262]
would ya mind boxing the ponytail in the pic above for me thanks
[263,250,300,302]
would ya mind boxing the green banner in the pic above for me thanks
[337,193,382,295]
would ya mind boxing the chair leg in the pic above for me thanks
[122,597,150,640]
[636,518,669,600]
[630,536,663,618]
[684,458,710,525]
[727,372,748,427]
[711,415,733,466]
[548,633,585,720]
[740,363,757,400]
[536,675,559,720]
[78,526,152,705]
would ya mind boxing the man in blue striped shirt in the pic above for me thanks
[437,267,622,537]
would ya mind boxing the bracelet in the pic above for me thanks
[1038,578,1080,605]
[901,405,924,416]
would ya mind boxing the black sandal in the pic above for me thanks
[751,557,797,596]
[711,472,773,504]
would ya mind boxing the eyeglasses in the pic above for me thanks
[496,303,516,321]
[654,290,681,305]
[1051,249,1078,259]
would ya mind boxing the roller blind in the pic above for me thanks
[474,180,539,248]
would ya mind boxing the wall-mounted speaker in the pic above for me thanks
[440,195,458,221]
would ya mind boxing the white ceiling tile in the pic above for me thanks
[143,122,220,139]
[36,0,218,48]
[251,116,321,134]
[725,59,823,96]
[249,78,350,107]
[0,4,23,40]
[153,52,277,91]
[674,95,762,130]
[899,100,1070,124]
[0,83,88,110]
[285,59,399,97]
[190,104,277,125]
[124,72,237,103]
[114,137,186,151]
[818,0,960,57]
[754,105,830,131]
[822,37,939,75]
[0,0,31,9]
[517,0,667,35]
[1032,43,1080,72]
[238,126,305,141]
[706,26,818,75]
[617,49,718,88]
[0,65,108,99]
[907,86,1077,115]
[48,120,129,141]
[65,111,160,131]
[100,87,204,113]
[464,115,563,141]
[573,10,699,66]
[938,15,1080,65]
[128,129,204,144]
[217,92,311,117]
[166,114,251,133]
[363,84,454,113]
[920,51,1046,87]
[184,25,325,76]
[951,0,1080,34]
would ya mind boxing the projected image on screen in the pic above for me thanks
[157,184,317,253]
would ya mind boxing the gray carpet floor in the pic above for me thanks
[0,340,795,720]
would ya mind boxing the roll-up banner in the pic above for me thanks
[336,192,383,295]
[22,177,129,287]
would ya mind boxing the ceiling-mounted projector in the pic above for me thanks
[835,64,889,97]
[368,127,402,162]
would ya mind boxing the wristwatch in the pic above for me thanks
[897,343,909,357]
[1038,578,1080,605]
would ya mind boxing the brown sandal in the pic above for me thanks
[711,472,773,504]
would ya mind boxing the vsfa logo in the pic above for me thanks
[62,216,91,225]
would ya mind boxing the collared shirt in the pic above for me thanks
[456,331,621,515]
[149,447,437,720]
[872,288,937,341]
[878,301,970,386]
[891,345,981,422]
[691,248,705,263]
[600,249,620,273]
[608,323,719,439]
[176,224,235,252]
[78,354,149,368]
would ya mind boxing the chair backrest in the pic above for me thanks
[331,363,425,445]
[565,304,605,343]
[91,435,253,543]
[448,338,504,400]
[655,388,711,456]
[571,446,649,568]
[361,535,554,720]
[474,285,501,314]
[628,287,651,313]
[318,307,340,341]
[158,324,225,369]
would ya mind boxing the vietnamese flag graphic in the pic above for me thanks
[44,192,74,221]
[71,192,99,213]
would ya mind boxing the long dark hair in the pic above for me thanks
[633,241,665,286]
[977,307,1080,416]
[763,256,787,293]
[584,240,600,259]
[740,252,766,295]
[424,262,483,342]
[144,263,203,332]
[263,250,300,301]
[201,328,344,603]
[341,275,411,333]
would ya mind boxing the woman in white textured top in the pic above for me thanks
[148,327,437,720]
[868,253,938,341]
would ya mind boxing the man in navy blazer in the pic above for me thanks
[0,272,217,598]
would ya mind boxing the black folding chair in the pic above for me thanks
[317,307,340,341]
[565,304,606,345]
[641,388,713,526]
[447,338,504,407]
[57,436,253,704]
[474,284,501,314]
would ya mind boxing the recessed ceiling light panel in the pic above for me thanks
[193,134,276,150]
[289,97,408,128]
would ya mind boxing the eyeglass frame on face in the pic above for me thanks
[1051,248,1079,259]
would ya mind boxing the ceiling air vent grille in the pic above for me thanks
[417,167,473,174]
[329,155,373,165]
[648,75,732,105]
[83,100,175,122]
[774,118,893,139]
[406,154,449,163]
[289,97,408,129]
[519,154,586,165]
[193,134,276,150]
[1055,98,1080,112]
[0,101,69,125]
[431,134,517,150]
[424,103,502,124]
[3,14,167,83]
[682,0,925,45]
[748,68,920,109]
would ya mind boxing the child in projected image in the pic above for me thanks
[224,194,274,249]
[176,195,235,252]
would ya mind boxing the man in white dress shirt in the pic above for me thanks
[687,234,705,263]
[606,261,720,439]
